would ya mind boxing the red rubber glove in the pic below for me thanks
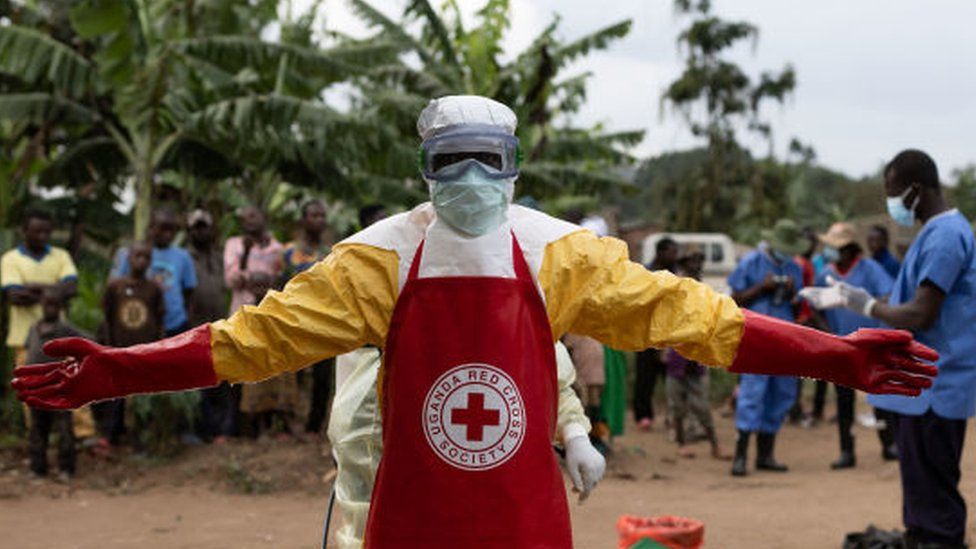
[730,311,938,396]
[11,325,218,410]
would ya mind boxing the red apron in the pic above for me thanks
[364,234,572,548]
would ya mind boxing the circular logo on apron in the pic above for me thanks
[423,363,526,471]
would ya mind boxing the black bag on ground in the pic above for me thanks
[843,525,904,549]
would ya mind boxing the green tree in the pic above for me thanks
[659,0,797,236]
[346,0,643,202]
[0,0,388,238]
[952,165,976,223]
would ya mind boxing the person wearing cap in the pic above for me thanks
[727,219,807,477]
[187,209,225,329]
[788,226,825,426]
[325,203,593,548]
[186,209,233,442]
[807,222,897,469]
[13,97,937,547]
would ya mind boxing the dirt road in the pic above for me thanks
[3,404,976,548]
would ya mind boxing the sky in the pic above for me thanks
[309,0,976,179]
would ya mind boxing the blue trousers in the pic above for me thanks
[896,411,967,546]
[735,373,797,433]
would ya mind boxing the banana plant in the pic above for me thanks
[0,0,394,238]
[346,0,642,200]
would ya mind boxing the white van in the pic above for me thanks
[641,232,738,293]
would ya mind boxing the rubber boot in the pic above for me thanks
[731,430,750,477]
[755,432,788,472]
[831,436,856,470]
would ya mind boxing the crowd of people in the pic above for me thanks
[2,137,971,547]
[1,200,386,477]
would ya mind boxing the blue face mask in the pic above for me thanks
[822,246,840,263]
[886,186,918,227]
[430,160,513,237]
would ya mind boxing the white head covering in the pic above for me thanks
[580,215,610,238]
[417,95,518,140]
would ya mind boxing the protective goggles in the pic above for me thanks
[419,124,522,181]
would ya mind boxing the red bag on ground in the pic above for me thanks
[617,515,705,549]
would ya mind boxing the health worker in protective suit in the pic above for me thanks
[327,341,593,549]
[14,95,938,548]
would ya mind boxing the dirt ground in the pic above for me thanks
[3,398,976,549]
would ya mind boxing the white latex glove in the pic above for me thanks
[798,285,845,310]
[827,275,877,317]
[565,434,606,503]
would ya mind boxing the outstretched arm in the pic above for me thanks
[541,230,937,396]
[13,245,400,409]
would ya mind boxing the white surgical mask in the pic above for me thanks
[886,186,919,227]
[430,161,514,237]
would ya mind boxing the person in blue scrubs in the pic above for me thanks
[812,222,897,470]
[867,224,902,279]
[829,150,976,548]
[728,219,805,477]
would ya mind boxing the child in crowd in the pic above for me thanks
[25,288,88,479]
[238,272,300,440]
[665,247,730,460]
[94,241,164,451]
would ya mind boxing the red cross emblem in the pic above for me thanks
[450,392,501,442]
[424,364,526,470]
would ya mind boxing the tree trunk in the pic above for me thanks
[133,168,153,240]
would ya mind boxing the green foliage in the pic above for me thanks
[349,0,642,201]
[67,263,106,333]
[0,392,25,438]
[659,1,799,235]
[951,165,976,222]
[224,456,274,494]
[1,0,393,240]
[624,147,884,241]
[0,25,96,96]
[129,392,200,456]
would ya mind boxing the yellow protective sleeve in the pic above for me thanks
[211,228,744,382]
[539,230,745,368]
[210,244,399,383]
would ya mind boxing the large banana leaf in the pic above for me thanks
[406,0,460,68]
[347,0,433,64]
[174,36,359,84]
[544,129,644,165]
[35,136,127,189]
[0,92,98,124]
[0,25,97,97]
[551,20,632,69]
